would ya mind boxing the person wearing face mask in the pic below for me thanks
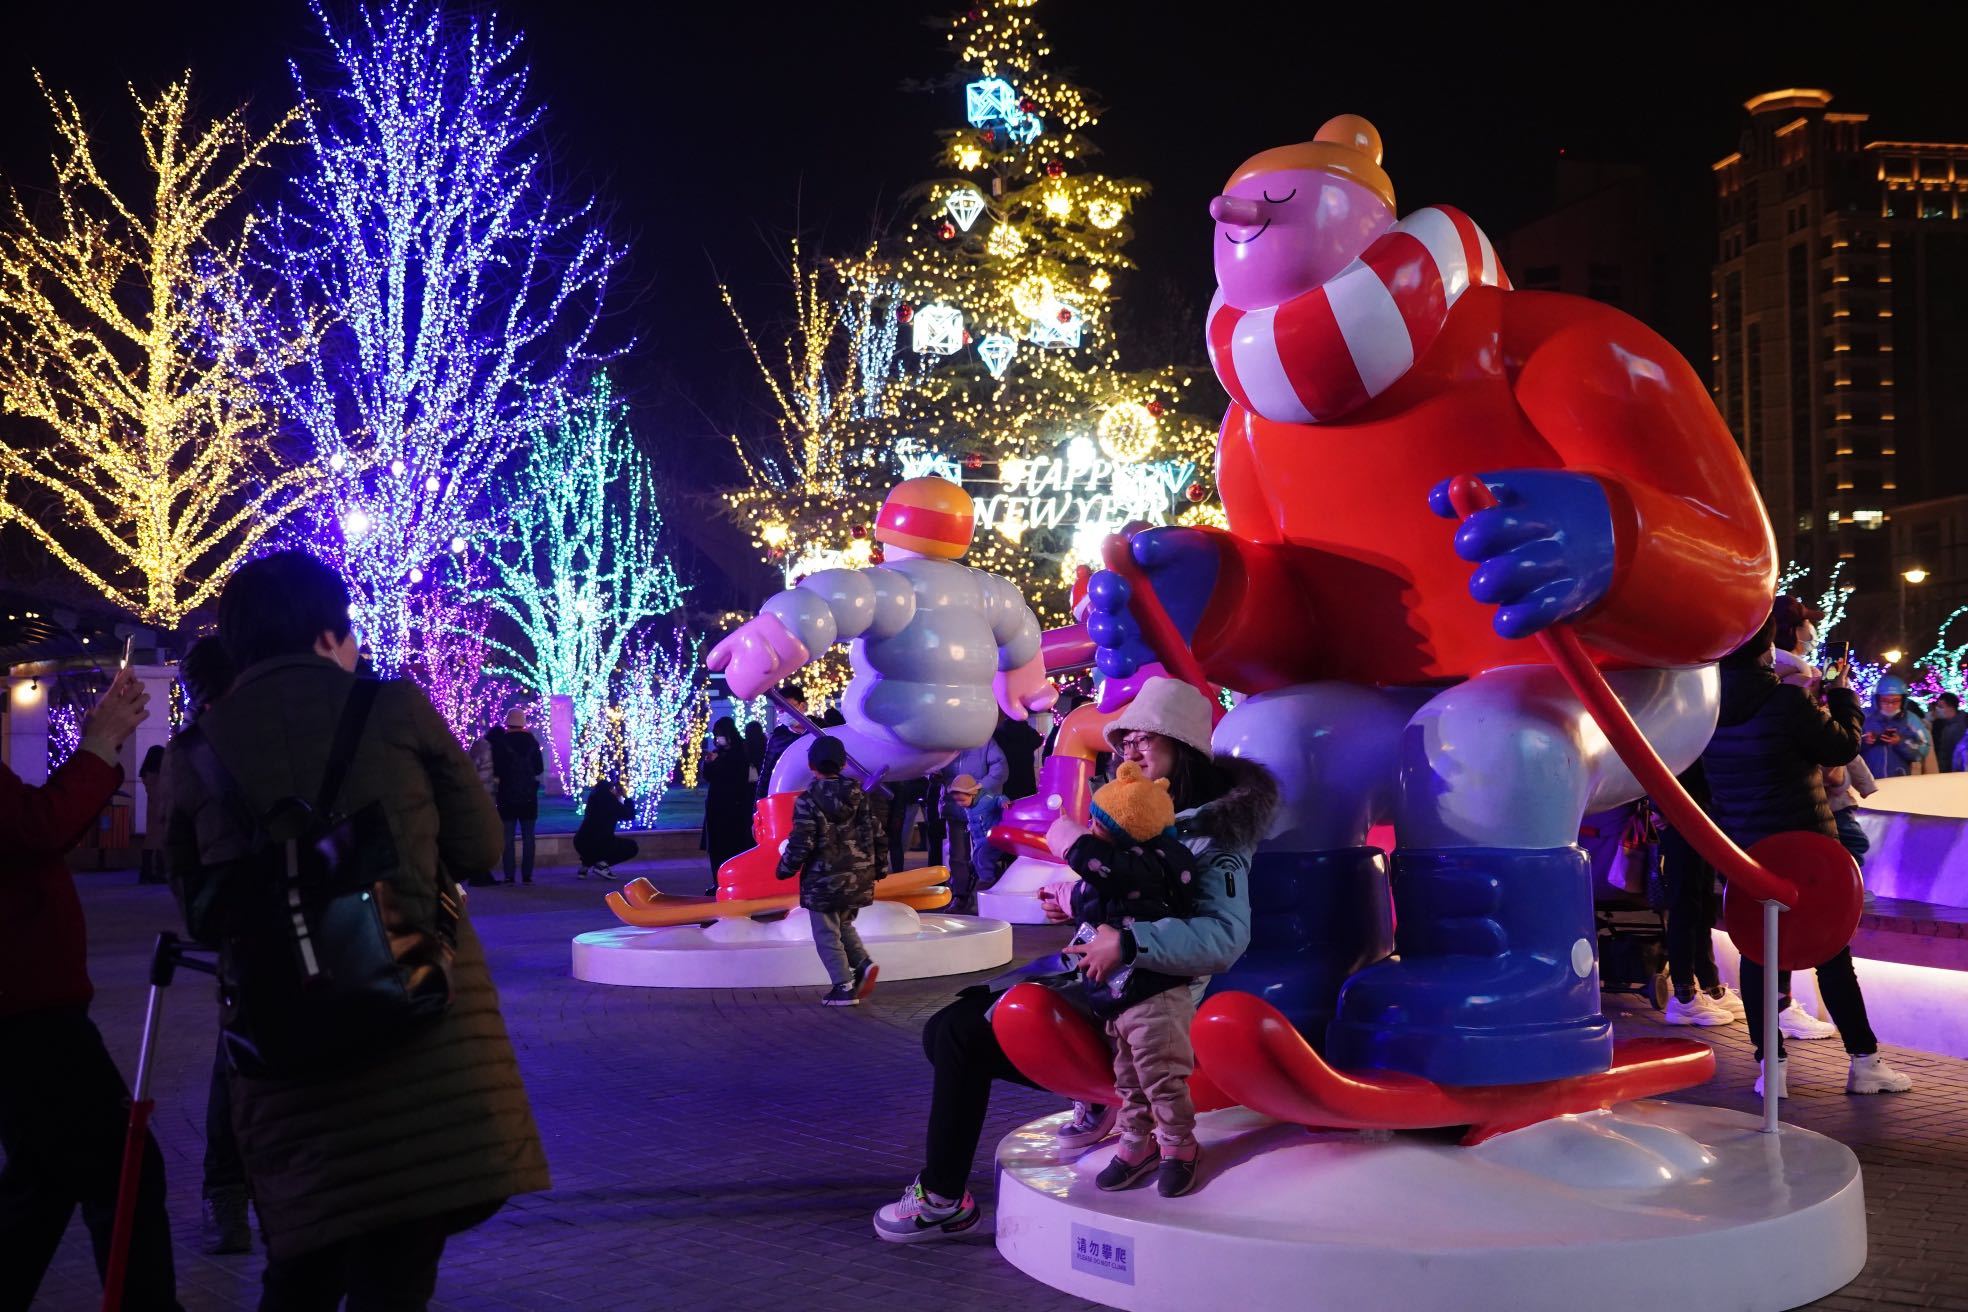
[1861,674,1929,780]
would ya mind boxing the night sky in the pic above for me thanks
[5,0,1965,602]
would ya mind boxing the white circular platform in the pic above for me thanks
[978,854,1073,924]
[571,900,1013,988]
[995,1101,1864,1312]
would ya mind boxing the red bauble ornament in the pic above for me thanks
[1020,97,1039,113]
[962,330,972,345]
[869,544,886,564]
[1056,307,1073,324]
[963,452,985,470]
[1186,482,1208,503]
[1146,401,1165,417]
[896,303,914,324]
[851,524,867,539]
[1046,159,1065,178]
[966,7,981,19]
[937,220,957,241]
[977,129,997,148]
[769,547,786,560]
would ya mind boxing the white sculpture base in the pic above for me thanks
[570,900,1013,988]
[977,854,1073,924]
[994,1101,1864,1312]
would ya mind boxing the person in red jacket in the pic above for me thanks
[0,667,183,1311]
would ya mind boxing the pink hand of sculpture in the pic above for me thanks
[706,613,811,700]
[993,652,1056,722]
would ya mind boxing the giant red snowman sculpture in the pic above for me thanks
[1086,114,1776,1088]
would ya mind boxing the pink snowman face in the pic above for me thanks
[1211,168,1395,310]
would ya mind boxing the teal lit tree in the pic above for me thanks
[255,0,622,672]
[479,375,684,790]
[611,629,704,825]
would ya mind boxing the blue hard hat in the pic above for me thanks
[1875,674,1908,699]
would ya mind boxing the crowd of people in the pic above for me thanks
[0,550,1933,1304]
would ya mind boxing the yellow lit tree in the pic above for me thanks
[722,0,1221,626]
[0,75,315,627]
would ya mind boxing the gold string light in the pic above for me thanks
[0,76,315,626]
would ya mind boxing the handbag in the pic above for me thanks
[195,679,459,1079]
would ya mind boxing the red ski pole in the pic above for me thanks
[1444,475,1861,967]
[104,934,214,1311]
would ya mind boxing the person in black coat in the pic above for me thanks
[1699,610,1911,1097]
[575,780,637,879]
[701,716,756,894]
[755,685,808,800]
[992,713,1043,802]
[489,708,545,884]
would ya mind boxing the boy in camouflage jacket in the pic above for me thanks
[776,736,889,1005]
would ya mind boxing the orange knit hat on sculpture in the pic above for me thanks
[1223,113,1394,213]
[875,477,974,559]
[1089,761,1177,843]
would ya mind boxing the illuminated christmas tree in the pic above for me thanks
[723,0,1220,626]
[478,375,686,790]
[0,77,314,626]
[255,0,622,673]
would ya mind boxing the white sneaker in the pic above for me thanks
[1846,1053,1912,1094]
[1778,1002,1840,1041]
[1706,986,1747,1020]
[1663,993,1733,1026]
[1753,1057,1788,1098]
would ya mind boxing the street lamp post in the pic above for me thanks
[1900,567,1930,660]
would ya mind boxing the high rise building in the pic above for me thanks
[1711,88,1968,606]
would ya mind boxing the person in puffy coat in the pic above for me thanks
[165,551,549,1305]
[1860,674,1929,780]
[775,736,888,1006]
[1699,609,1911,1099]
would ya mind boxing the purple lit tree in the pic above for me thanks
[255,0,622,673]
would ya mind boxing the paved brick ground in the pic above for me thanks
[25,856,1968,1311]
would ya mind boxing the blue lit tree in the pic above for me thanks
[478,374,685,790]
[255,0,622,672]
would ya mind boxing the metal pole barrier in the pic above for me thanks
[1762,901,1782,1135]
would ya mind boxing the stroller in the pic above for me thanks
[1581,801,1670,1010]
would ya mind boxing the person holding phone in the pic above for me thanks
[1860,674,1929,780]
[2,667,185,1310]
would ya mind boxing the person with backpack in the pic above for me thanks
[1,666,183,1311]
[164,551,549,1307]
[490,707,544,884]
[775,735,888,1006]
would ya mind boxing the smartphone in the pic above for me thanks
[119,634,135,669]
[1822,640,1851,665]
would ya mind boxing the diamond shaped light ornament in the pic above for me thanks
[945,188,986,232]
[1029,301,1082,349]
[912,304,965,355]
[977,333,1018,379]
[1006,112,1044,145]
[966,78,1019,128]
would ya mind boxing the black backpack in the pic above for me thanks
[186,680,458,1078]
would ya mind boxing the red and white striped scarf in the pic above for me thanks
[1207,206,1509,424]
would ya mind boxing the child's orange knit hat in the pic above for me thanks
[1089,761,1176,843]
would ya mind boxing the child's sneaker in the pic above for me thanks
[1778,1002,1840,1040]
[854,961,880,1001]
[1846,1053,1912,1094]
[873,1178,980,1243]
[1663,992,1733,1026]
[1156,1149,1202,1198]
[1094,1143,1158,1192]
[822,982,859,1007]
[1056,1102,1118,1151]
[592,862,615,881]
[577,865,591,880]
